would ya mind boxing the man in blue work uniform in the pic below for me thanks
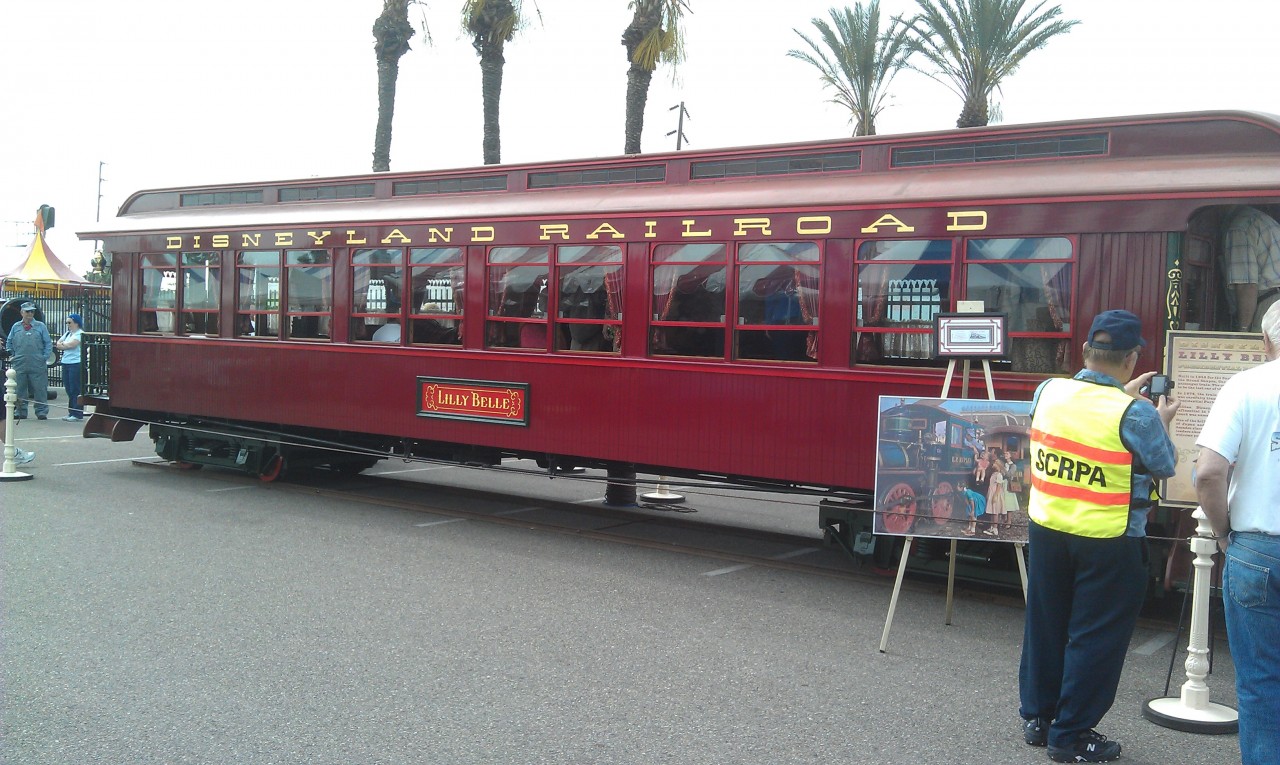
[5,301,53,420]
[1018,309,1179,763]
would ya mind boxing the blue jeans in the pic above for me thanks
[62,362,82,418]
[1224,531,1280,765]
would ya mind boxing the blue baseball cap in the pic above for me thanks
[1087,309,1146,350]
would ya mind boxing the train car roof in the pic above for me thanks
[81,110,1280,239]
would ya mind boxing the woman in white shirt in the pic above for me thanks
[55,313,84,421]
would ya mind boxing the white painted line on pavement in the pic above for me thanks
[53,456,157,466]
[370,465,459,476]
[207,485,256,492]
[494,506,541,516]
[702,548,820,577]
[703,563,753,576]
[414,518,468,528]
[572,497,608,504]
[1132,632,1178,656]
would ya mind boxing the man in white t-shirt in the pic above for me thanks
[1195,300,1280,765]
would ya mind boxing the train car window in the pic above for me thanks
[237,250,282,339]
[735,242,820,363]
[180,252,220,336]
[139,253,178,334]
[409,247,464,346]
[964,237,1074,374]
[284,249,333,340]
[854,239,952,365]
[650,243,727,359]
[486,246,551,350]
[555,245,622,354]
[351,248,405,344]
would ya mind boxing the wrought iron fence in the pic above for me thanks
[0,289,110,388]
[82,332,111,397]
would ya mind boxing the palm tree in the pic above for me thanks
[622,0,690,155]
[788,2,913,137]
[902,0,1078,128]
[463,0,524,164]
[372,0,416,172]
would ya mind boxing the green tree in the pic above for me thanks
[621,0,690,155]
[788,2,913,137]
[463,0,526,165]
[372,0,416,172]
[902,0,1078,128]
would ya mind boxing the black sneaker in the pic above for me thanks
[1024,717,1048,747]
[1048,729,1121,762]
[36,414,47,420]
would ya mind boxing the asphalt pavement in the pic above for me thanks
[1,411,1244,765]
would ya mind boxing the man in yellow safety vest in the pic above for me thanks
[1018,309,1179,763]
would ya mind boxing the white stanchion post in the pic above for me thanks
[641,476,685,505]
[1142,507,1237,733]
[2,368,34,482]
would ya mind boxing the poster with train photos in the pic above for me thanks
[874,396,1033,544]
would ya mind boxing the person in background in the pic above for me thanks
[5,301,52,420]
[1194,299,1280,765]
[1018,309,1179,763]
[55,313,84,421]
[1223,205,1280,332]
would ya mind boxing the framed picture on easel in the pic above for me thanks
[874,395,1032,545]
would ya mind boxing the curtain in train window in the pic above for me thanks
[735,242,820,362]
[486,246,550,350]
[855,240,952,364]
[650,243,727,358]
[556,245,622,353]
[139,253,178,334]
[180,252,220,336]
[237,251,281,338]
[352,248,405,343]
[409,247,464,346]
[964,238,1074,374]
[285,249,333,340]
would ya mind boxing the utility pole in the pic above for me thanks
[666,102,690,150]
[96,161,106,222]
[92,161,108,282]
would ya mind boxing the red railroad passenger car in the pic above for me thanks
[78,111,1280,549]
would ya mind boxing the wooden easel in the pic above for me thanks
[878,357,1029,653]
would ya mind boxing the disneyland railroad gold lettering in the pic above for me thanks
[586,222,625,240]
[1034,448,1108,486]
[539,223,570,241]
[152,207,997,251]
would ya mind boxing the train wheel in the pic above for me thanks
[931,481,954,525]
[880,482,917,535]
[259,454,284,483]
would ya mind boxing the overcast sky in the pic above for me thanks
[3,0,1279,275]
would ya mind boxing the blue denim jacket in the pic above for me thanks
[1032,369,1178,536]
